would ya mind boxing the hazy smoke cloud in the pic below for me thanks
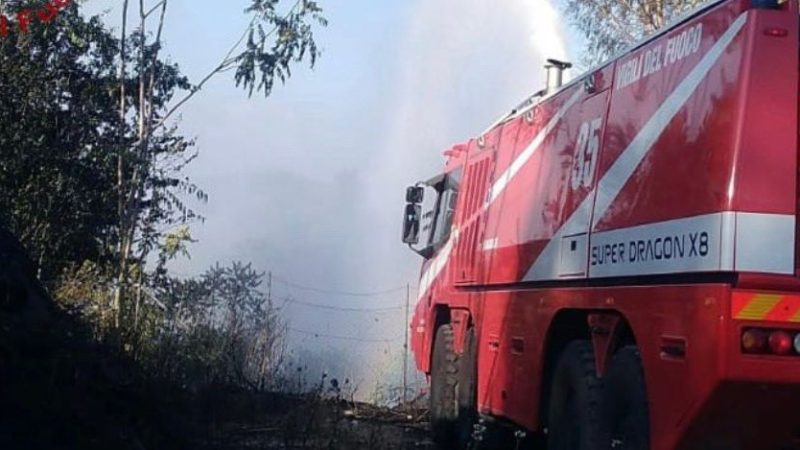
[110,0,574,399]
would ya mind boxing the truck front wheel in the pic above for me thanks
[455,327,477,448]
[600,346,650,450]
[430,324,459,448]
[547,340,603,450]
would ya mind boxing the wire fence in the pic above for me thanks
[262,273,422,404]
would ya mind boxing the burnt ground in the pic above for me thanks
[0,297,435,450]
[196,392,434,450]
[1,299,435,450]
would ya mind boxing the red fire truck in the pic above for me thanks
[401,0,800,449]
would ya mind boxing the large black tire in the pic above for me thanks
[456,328,477,448]
[431,324,459,448]
[599,346,650,450]
[547,340,603,450]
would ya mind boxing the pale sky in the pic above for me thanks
[82,0,576,393]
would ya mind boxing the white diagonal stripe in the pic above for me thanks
[526,13,748,281]
[417,228,458,301]
[488,89,583,205]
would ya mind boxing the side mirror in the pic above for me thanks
[406,186,424,204]
[402,203,422,245]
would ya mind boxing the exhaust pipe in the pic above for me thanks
[545,58,572,94]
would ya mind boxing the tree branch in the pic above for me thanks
[153,0,305,130]
[144,0,165,19]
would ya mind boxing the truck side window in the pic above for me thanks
[429,189,458,248]
[428,168,462,251]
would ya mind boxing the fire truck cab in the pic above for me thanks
[402,1,800,449]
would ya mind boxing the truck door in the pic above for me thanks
[556,76,613,279]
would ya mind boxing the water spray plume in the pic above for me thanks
[358,0,574,400]
[529,0,570,74]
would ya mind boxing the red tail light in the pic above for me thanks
[769,331,793,355]
[741,328,800,356]
[742,329,768,353]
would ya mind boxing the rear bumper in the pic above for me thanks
[671,288,800,450]
[677,382,800,450]
[726,289,800,382]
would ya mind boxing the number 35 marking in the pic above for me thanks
[571,118,603,190]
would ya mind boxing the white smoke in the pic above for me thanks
[356,0,572,398]
[530,0,570,63]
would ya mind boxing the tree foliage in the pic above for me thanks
[0,4,132,283]
[237,0,327,97]
[0,1,200,303]
[563,0,706,65]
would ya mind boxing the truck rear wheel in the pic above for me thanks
[600,346,649,450]
[547,340,603,450]
[430,324,459,448]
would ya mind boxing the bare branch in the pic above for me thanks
[144,0,165,19]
